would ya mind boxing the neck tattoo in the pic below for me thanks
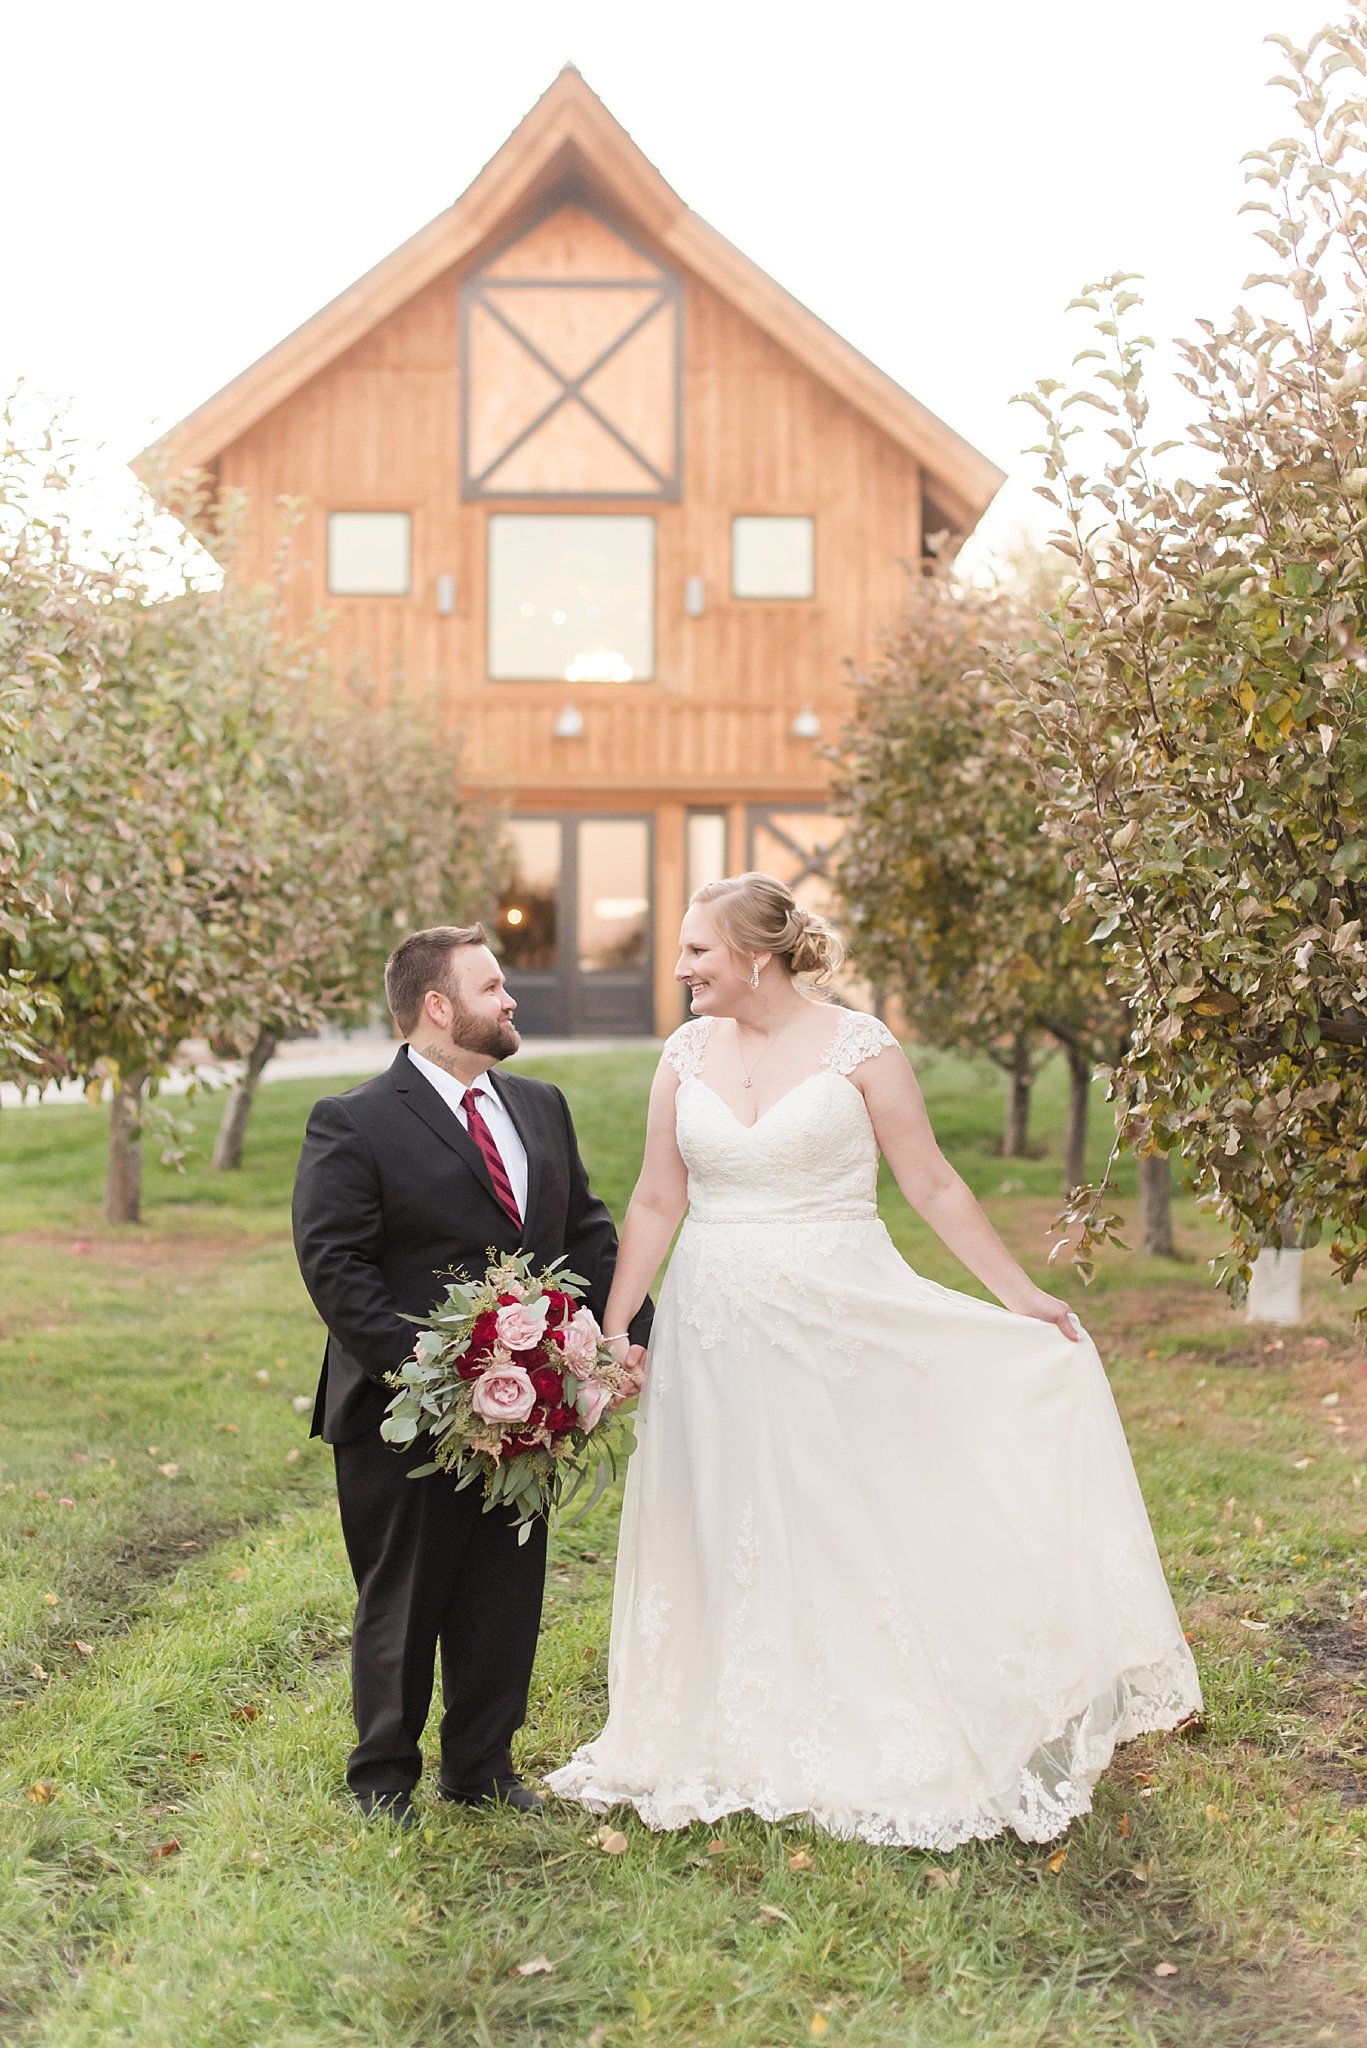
[417,1041,462,1077]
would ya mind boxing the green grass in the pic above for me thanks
[1,1048,1364,2047]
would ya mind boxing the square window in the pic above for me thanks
[327,512,411,596]
[731,516,814,600]
[488,514,654,681]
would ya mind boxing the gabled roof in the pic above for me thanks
[135,67,1003,531]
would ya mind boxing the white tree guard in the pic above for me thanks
[1246,1247,1303,1326]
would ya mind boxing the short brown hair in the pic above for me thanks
[384,924,487,1034]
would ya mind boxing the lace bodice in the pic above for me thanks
[663,1011,899,1224]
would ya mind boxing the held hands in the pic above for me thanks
[606,1334,650,1403]
[1008,1285,1083,1344]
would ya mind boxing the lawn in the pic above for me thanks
[1,1048,1364,2048]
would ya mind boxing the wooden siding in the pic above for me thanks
[216,237,920,806]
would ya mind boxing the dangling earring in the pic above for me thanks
[750,960,761,990]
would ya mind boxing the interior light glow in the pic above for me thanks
[564,650,634,683]
[505,907,525,927]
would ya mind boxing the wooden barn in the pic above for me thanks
[139,68,1002,1037]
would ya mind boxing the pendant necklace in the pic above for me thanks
[736,1005,800,1089]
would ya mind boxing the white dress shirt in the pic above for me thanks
[405,1046,530,1221]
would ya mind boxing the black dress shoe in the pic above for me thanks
[436,1774,545,1813]
[355,1788,417,1829]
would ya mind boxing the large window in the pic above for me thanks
[327,512,411,595]
[488,514,655,681]
[731,515,815,600]
[686,811,728,899]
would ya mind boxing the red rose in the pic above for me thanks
[497,1292,519,1307]
[542,1402,580,1436]
[504,1432,538,1458]
[543,1289,574,1323]
[530,1363,564,1405]
[468,1310,499,1353]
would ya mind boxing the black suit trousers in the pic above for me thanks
[335,1429,548,1797]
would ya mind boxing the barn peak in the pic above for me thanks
[136,67,1001,528]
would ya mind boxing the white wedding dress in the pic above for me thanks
[547,1013,1202,1848]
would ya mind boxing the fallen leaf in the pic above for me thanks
[1132,1861,1151,1882]
[149,1838,181,1862]
[1153,1961,1179,1978]
[511,1955,555,1977]
[215,1422,240,1435]
[1238,1618,1270,1632]
[1045,1848,1068,1874]
[810,2017,830,2039]
[595,1826,628,1855]
[177,1541,200,1551]
[757,1902,794,1924]
[788,1848,815,1871]
[706,1837,726,1855]
[230,1704,259,1723]
[227,1568,249,1583]
[253,1370,270,1384]
[31,1664,48,1682]
[1118,1813,1131,1839]
[1292,1458,1312,1470]
[626,1990,652,2022]
[26,1781,58,1804]
[284,1448,300,1465]
[1205,1804,1229,1823]
[925,1865,960,1890]
[72,1640,94,1657]
[157,1463,179,1479]
[291,1395,313,1415]
[588,2031,609,2047]
[42,1593,57,1607]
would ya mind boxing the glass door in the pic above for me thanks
[496,819,566,1035]
[496,814,654,1038]
[573,817,653,1034]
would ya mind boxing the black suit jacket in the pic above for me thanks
[292,1047,652,1445]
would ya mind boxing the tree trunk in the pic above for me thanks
[106,1071,146,1224]
[211,1027,278,1171]
[1001,1033,1033,1158]
[1063,1048,1091,1198]
[1138,1151,1175,1258]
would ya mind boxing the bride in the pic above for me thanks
[547,873,1201,1849]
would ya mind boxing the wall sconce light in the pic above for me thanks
[791,705,821,740]
[435,573,456,615]
[684,575,706,618]
[553,701,585,739]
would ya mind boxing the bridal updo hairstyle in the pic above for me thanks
[691,872,844,993]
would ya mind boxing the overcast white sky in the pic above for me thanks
[2,0,1339,556]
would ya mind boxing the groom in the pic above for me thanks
[292,923,650,1827]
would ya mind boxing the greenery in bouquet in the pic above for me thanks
[380,1251,637,1542]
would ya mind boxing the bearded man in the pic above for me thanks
[292,924,650,1828]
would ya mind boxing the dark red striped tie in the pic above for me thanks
[462,1088,522,1229]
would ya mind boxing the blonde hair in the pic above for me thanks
[690,872,844,991]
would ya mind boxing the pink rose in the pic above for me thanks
[470,1364,537,1425]
[495,1299,550,1352]
[555,1305,603,1380]
[576,1379,612,1433]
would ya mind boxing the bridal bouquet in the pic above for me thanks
[380,1250,636,1542]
